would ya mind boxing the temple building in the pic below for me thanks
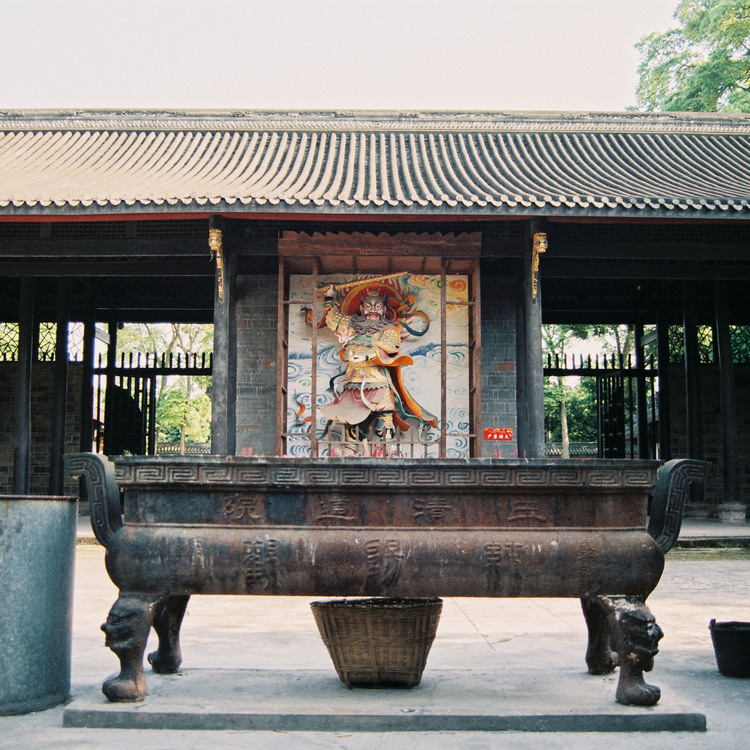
[1,109,749,519]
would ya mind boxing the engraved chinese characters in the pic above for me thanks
[222,494,265,523]
[243,538,279,592]
[86,454,667,706]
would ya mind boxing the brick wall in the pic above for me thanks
[235,274,278,456]
[480,274,518,458]
[0,361,82,495]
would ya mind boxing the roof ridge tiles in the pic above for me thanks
[1,109,750,136]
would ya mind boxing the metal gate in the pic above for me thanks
[545,353,657,459]
[94,352,212,455]
[598,372,627,458]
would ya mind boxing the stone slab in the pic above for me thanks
[63,668,706,733]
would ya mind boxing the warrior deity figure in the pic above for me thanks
[316,281,436,445]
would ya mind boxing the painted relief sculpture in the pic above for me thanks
[314,277,437,447]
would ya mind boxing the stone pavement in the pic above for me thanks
[1,518,748,748]
[676,518,750,543]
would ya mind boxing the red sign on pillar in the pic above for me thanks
[484,428,513,441]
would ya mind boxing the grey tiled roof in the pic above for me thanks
[1,109,750,217]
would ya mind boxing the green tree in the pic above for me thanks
[544,377,598,444]
[636,0,750,112]
[116,323,213,446]
[542,324,600,457]
[156,382,212,444]
[542,324,648,452]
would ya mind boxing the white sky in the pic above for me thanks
[0,0,680,112]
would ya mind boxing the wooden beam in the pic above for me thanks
[0,237,209,258]
[87,309,213,323]
[0,259,214,276]
[542,259,750,280]
[279,231,482,257]
[543,242,750,261]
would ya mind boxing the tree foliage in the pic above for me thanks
[116,323,213,444]
[541,324,651,446]
[542,325,603,450]
[636,0,750,112]
[156,383,212,443]
[544,377,598,443]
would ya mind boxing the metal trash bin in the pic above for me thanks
[0,495,77,715]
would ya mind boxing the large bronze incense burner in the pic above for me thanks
[67,454,704,707]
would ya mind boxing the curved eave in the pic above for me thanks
[1,196,748,221]
[2,111,750,220]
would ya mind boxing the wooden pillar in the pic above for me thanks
[523,221,546,458]
[656,301,672,460]
[715,281,741,506]
[634,323,649,459]
[102,318,118,455]
[12,278,35,494]
[79,303,95,452]
[682,282,703,460]
[210,219,237,455]
[48,280,70,494]
[515,277,529,458]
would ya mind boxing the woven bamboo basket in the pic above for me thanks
[311,597,443,688]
